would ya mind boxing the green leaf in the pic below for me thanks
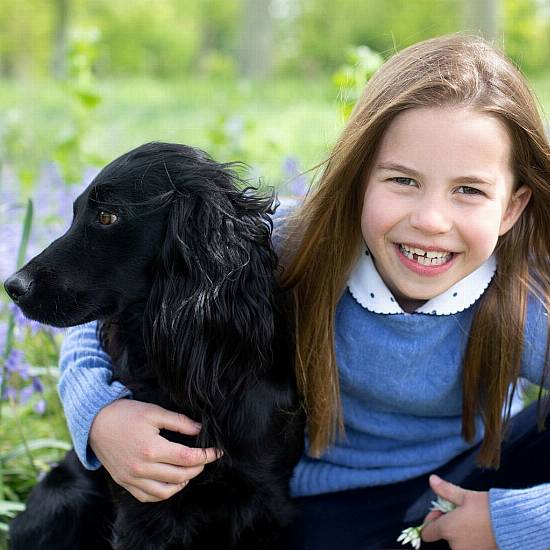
[16,199,34,272]
[1,439,71,462]
[0,500,25,515]
[74,89,102,108]
[1,198,34,423]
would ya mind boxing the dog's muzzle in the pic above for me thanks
[4,271,34,304]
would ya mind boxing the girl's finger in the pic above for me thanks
[129,479,188,502]
[133,463,205,485]
[429,475,466,506]
[422,509,444,524]
[159,440,223,467]
[151,406,203,436]
[125,486,164,503]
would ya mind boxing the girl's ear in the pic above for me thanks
[498,184,532,236]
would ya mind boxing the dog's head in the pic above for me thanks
[4,142,277,331]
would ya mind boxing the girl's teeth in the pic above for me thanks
[399,244,451,266]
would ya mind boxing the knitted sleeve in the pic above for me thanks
[489,484,550,550]
[57,321,131,469]
[490,294,550,548]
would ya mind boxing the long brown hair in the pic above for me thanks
[281,33,550,466]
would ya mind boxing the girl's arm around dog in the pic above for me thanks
[59,321,222,501]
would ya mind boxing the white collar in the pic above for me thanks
[347,247,497,315]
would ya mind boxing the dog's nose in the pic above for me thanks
[4,272,34,303]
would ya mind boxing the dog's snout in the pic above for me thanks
[4,272,34,303]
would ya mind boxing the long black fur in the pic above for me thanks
[4,142,305,550]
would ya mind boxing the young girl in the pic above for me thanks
[57,34,550,549]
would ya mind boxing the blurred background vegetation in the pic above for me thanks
[0,0,549,545]
[1,0,550,190]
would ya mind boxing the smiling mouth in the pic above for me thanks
[398,244,454,266]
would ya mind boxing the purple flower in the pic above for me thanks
[32,376,44,393]
[18,375,45,405]
[282,156,308,196]
[36,162,64,193]
[83,166,100,186]
[9,303,26,325]
[19,384,34,404]
[3,386,17,401]
[0,320,7,351]
[283,156,300,175]
[9,303,44,335]
[5,348,29,380]
[33,398,46,415]
[0,216,23,280]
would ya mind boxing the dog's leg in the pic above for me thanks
[9,450,113,550]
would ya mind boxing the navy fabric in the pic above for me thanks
[281,403,550,549]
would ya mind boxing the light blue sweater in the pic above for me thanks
[58,287,550,550]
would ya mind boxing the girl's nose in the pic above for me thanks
[408,199,453,235]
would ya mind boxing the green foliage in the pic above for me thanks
[1,199,33,388]
[0,0,53,78]
[0,111,38,194]
[1,74,340,189]
[504,0,550,75]
[333,45,383,120]
[53,27,105,184]
[0,0,548,81]
[198,51,237,80]
[296,0,461,74]
[0,382,70,542]
[0,201,70,546]
[87,0,199,77]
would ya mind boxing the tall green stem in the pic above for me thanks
[0,199,34,498]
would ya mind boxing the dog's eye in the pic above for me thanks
[98,211,118,225]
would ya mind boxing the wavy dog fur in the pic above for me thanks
[5,142,305,550]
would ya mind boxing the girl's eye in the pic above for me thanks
[457,186,484,196]
[98,211,118,225]
[391,177,416,186]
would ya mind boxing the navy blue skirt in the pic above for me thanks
[280,403,550,549]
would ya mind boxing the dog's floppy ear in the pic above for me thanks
[143,163,277,449]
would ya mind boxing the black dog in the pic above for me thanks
[4,142,305,549]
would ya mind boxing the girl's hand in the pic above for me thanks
[421,475,497,550]
[89,399,222,502]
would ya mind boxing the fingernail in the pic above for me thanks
[192,421,202,430]
[430,474,442,484]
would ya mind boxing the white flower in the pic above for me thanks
[397,526,422,549]
[430,496,457,514]
[398,497,457,548]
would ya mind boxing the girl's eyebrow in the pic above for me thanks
[375,161,495,186]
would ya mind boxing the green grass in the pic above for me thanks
[2,71,549,194]
[2,75,346,191]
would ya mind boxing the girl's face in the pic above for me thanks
[361,106,531,312]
